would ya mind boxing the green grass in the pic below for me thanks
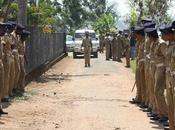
[10,90,38,102]
[130,60,136,73]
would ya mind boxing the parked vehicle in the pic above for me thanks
[73,29,99,58]
[66,35,74,52]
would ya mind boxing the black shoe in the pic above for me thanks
[85,65,87,67]
[125,66,130,68]
[88,64,90,67]
[139,103,148,108]
[1,98,10,103]
[0,109,8,115]
[164,127,169,130]
[150,116,160,121]
[163,121,169,127]
[148,113,158,117]
[159,117,168,123]
[143,108,151,112]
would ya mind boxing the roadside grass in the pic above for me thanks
[10,90,38,102]
[130,60,136,73]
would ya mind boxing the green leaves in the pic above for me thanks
[93,13,117,35]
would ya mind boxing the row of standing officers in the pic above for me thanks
[130,19,175,130]
[100,31,131,67]
[0,22,30,115]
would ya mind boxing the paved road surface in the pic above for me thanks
[1,53,164,130]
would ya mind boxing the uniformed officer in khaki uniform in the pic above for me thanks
[0,23,8,115]
[81,31,92,67]
[17,28,30,91]
[10,22,21,90]
[116,31,123,62]
[111,33,118,61]
[143,22,156,111]
[160,25,175,130]
[5,23,16,96]
[130,27,145,104]
[2,23,14,102]
[123,33,130,67]
[104,33,111,60]
[99,34,104,53]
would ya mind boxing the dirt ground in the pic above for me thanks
[0,53,164,130]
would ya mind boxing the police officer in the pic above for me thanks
[160,25,175,130]
[111,33,117,61]
[123,33,130,68]
[99,34,104,53]
[10,22,20,91]
[81,31,92,67]
[0,23,8,114]
[5,23,16,96]
[1,23,14,102]
[116,31,123,62]
[130,27,145,104]
[104,33,111,60]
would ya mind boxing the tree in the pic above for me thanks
[17,0,27,25]
[129,0,173,25]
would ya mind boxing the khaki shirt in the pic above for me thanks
[154,40,167,64]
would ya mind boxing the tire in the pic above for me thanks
[73,52,77,58]
[94,52,98,58]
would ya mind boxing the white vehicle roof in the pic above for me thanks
[75,29,95,33]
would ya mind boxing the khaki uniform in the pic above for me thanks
[144,37,151,107]
[2,34,14,97]
[166,41,175,130]
[82,37,92,66]
[116,35,123,61]
[149,40,158,112]
[0,39,4,99]
[135,39,145,102]
[99,36,104,53]
[154,40,167,118]
[105,37,111,60]
[111,37,117,61]
[123,37,130,67]
[12,33,20,89]
[138,39,146,103]
[170,45,175,126]
[17,39,26,90]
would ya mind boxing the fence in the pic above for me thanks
[25,27,66,74]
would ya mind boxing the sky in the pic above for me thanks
[107,0,175,30]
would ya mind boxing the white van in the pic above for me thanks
[73,29,99,58]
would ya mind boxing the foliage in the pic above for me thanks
[129,6,138,27]
[93,13,117,35]
[128,0,173,25]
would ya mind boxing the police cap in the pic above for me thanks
[159,25,173,34]
[134,26,145,36]
[145,28,158,38]
[141,18,153,24]
[144,22,156,28]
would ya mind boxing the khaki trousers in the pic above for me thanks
[154,66,167,117]
[18,55,25,90]
[0,60,4,99]
[166,70,175,130]
[84,48,91,66]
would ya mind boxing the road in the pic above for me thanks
[0,53,164,130]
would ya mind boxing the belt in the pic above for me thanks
[156,63,165,67]
[170,71,175,76]
[166,67,170,72]
[150,61,155,64]
[139,59,145,62]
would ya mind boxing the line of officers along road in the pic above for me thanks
[99,31,131,68]
[129,19,175,130]
[0,22,30,116]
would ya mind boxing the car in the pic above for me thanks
[73,29,99,58]
[66,35,74,52]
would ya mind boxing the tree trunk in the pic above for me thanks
[17,0,27,25]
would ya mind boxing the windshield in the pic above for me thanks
[75,33,96,39]
[66,36,73,41]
